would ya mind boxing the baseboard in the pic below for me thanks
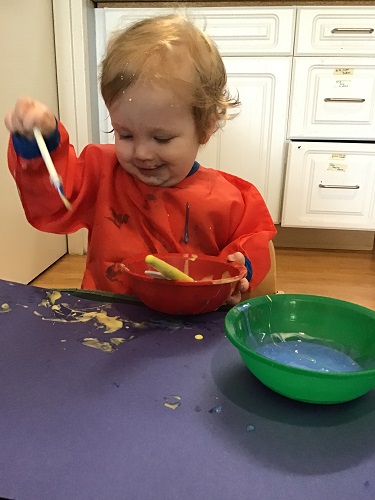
[274,225,375,251]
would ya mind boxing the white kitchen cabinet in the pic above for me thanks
[288,57,375,140]
[295,7,375,56]
[282,142,375,230]
[94,7,295,223]
[54,3,375,245]
[95,7,295,56]
[197,57,291,223]
[283,6,375,235]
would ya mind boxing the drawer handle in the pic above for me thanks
[324,98,366,103]
[319,183,360,190]
[331,28,374,34]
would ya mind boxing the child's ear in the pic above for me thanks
[200,114,217,144]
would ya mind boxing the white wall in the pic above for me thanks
[0,0,67,283]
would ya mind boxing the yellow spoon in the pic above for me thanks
[145,255,194,282]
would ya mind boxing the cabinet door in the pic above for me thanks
[288,57,375,140]
[197,57,291,223]
[282,142,375,230]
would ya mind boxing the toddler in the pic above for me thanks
[4,14,276,305]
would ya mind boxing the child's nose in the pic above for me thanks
[133,140,153,160]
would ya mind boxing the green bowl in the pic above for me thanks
[224,294,375,404]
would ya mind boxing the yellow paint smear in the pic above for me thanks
[0,303,11,313]
[82,338,115,353]
[38,307,123,334]
[195,334,204,340]
[38,290,62,308]
[96,311,123,333]
[163,402,181,410]
[33,296,128,348]
[110,338,125,346]
[48,291,62,304]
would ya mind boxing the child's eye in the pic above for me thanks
[119,135,132,141]
[154,137,174,144]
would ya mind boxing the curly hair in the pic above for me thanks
[100,13,240,143]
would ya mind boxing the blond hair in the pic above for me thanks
[100,14,240,143]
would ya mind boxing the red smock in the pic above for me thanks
[8,121,276,295]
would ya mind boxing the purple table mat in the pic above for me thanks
[0,279,374,500]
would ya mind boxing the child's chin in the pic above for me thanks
[139,174,165,186]
[137,173,179,187]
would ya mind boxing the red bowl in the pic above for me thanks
[122,253,247,315]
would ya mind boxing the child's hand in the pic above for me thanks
[225,252,249,306]
[4,97,56,139]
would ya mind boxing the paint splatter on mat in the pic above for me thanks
[209,405,222,414]
[163,395,181,410]
[3,289,224,355]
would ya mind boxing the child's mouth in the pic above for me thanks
[138,165,163,175]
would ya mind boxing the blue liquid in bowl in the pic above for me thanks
[256,340,362,373]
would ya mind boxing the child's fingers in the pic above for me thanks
[4,110,16,133]
[20,99,55,136]
[4,110,33,138]
[4,98,34,135]
[239,277,249,293]
[7,112,32,136]
[4,98,55,137]
[225,278,249,306]
[227,251,245,265]
[226,290,242,306]
[12,98,36,133]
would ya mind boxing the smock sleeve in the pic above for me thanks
[217,171,277,291]
[7,120,103,234]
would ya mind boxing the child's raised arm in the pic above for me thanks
[5,98,104,235]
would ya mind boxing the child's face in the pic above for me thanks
[109,81,201,187]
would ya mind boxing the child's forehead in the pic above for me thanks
[125,49,197,105]
[112,79,193,111]
[136,44,196,84]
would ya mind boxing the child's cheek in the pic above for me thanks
[116,143,130,163]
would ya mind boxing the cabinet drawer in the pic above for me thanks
[288,57,375,140]
[95,7,296,56]
[295,8,375,55]
[282,142,375,230]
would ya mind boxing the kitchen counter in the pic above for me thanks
[98,1,375,7]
